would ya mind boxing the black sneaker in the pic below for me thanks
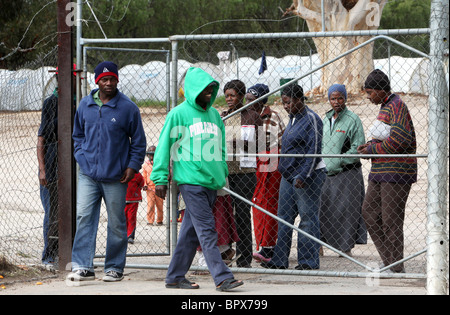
[67,269,95,281]
[294,264,319,270]
[102,270,124,282]
[260,261,286,269]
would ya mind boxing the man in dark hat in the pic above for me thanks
[245,84,286,264]
[357,69,417,273]
[68,61,146,282]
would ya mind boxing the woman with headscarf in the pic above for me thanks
[319,84,367,257]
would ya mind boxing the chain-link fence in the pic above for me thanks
[1,27,448,290]
[0,46,175,267]
[1,46,59,267]
[167,30,437,277]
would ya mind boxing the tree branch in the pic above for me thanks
[296,0,322,24]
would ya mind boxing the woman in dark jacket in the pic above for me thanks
[262,84,326,270]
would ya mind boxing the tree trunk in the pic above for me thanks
[284,0,387,95]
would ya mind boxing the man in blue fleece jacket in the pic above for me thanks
[68,61,146,283]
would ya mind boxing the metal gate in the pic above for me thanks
[79,28,445,281]
[83,47,173,259]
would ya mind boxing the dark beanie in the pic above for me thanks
[364,69,391,91]
[95,61,119,84]
[247,83,270,104]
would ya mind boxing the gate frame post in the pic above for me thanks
[57,0,76,271]
[426,0,449,295]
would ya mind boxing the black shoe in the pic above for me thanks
[67,269,95,281]
[294,264,319,270]
[260,261,286,269]
[102,270,124,282]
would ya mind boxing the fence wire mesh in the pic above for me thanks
[0,30,448,287]
[170,32,436,276]
[83,48,172,259]
[1,47,59,267]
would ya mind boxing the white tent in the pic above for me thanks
[374,56,429,94]
[0,66,93,111]
[407,58,430,94]
[117,64,147,101]
[0,55,433,111]
[217,54,321,96]
[0,67,55,111]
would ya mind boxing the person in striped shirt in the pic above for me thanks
[357,69,417,273]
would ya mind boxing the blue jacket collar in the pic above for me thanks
[87,88,120,108]
[289,105,308,120]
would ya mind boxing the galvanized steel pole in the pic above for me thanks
[426,0,449,295]
[170,39,179,254]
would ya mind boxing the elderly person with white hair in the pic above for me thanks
[319,84,367,257]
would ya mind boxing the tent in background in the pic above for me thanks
[0,55,435,111]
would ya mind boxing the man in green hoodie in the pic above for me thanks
[151,67,243,292]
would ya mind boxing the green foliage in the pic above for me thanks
[0,0,433,69]
[381,0,431,30]
[0,0,57,69]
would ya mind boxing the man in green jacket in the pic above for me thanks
[151,67,243,292]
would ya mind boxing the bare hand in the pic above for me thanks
[39,171,47,187]
[357,143,370,159]
[294,178,305,189]
[120,168,136,184]
[155,185,168,200]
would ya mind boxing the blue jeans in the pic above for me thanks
[71,171,128,273]
[40,182,58,264]
[270,168,326,269]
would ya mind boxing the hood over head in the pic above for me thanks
[183,67,219,110]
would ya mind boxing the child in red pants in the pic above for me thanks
[125,172,145,244]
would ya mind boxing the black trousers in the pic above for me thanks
[228,172,257,267]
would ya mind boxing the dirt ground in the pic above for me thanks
[2,266,428,296]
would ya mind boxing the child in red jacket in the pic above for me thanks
[125,172,145,244]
